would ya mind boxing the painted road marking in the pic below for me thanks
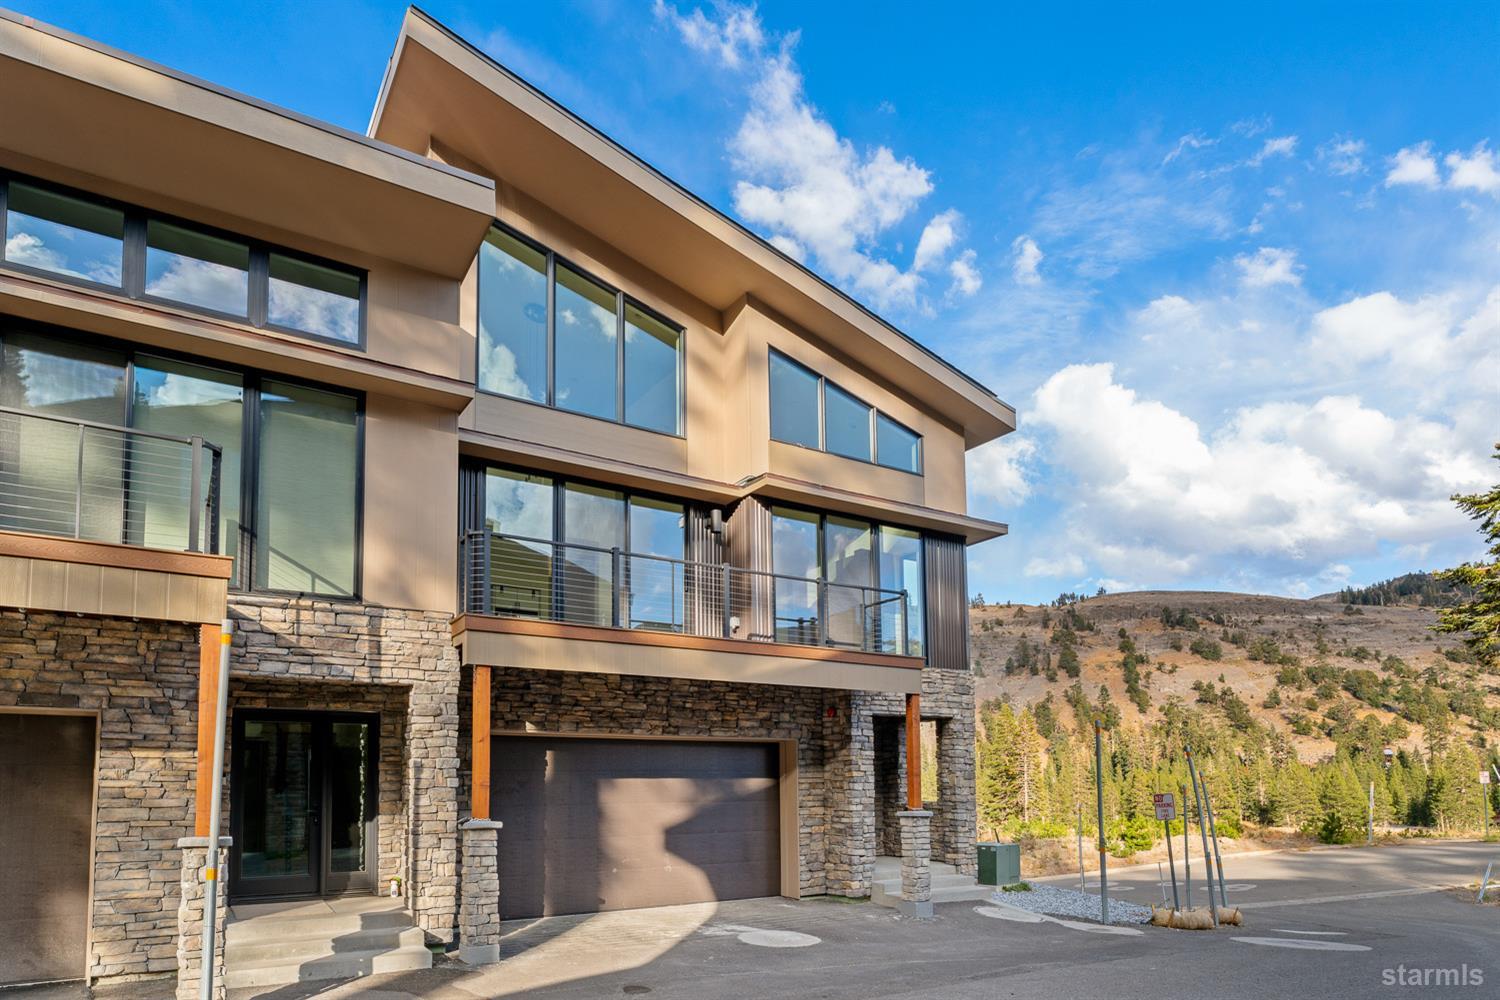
[975,905,1045,923]
[736,930,821,948]
[1232,936,1371,952]
[1272,929,1348,936]
[1223,883,1256,891]
[1054,919,1144,936]
[1236,883,1467,910]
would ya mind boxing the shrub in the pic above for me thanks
[1190,637,1223,661]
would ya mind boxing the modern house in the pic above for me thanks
[0,6,1014,992]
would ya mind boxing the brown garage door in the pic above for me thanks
[492,736,780,919]
[0,713,95,986]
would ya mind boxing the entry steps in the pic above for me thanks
[870,857,996,908]
[223,896,431,988]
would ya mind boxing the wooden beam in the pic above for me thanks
[472,664,492,820]
[194,622,221,837]
[905,691,922,810]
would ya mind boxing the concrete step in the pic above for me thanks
[871,877,995,908]
[222,943,432,989]
[225,925,426,965]
[225,906,414,945]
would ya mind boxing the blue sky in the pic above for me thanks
[24,1,1500,602]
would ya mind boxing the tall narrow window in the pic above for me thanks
[769,352,820,449]
[4,182,123,285]
[268,254,361,344]
[484,469,555,618]
[553,265,618,421]
[255,381,357,596]
[131,357,243,560]
[624,304,682,434]
[562,483,625,625]
[824,383,872,462]
[627,496,685,631]
[879,526,925,655]
[477,229,548,401]
[770,507,821,644]
[145,220,250,316]
[824,516,873,647]
[876,412,922,473]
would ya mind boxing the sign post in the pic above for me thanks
[1094,720,1109,924]
[1077,804,1085,893]
[1155,792,1180,911]
[1481,769,1491,839]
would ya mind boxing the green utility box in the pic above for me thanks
[977,843,1021,886]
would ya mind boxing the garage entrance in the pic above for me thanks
[491,736,781,919]
[0,712,96,987]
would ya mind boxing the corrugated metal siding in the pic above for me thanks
[686,505,724,637]
[923,533,970,671]
[458,462,484,613]
[725,498,773,640]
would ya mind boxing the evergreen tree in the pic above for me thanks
[1434,445,1500,667]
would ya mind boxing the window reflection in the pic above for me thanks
[4,183,124,285]
[145,220,250,316]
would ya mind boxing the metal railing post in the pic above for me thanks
[74,423,85,539]
[611,547,623,628]
[187,436,203,553]
[900,589,910,656]
[721,564,733,638]
[816,578,829,646]
[207,448,222,556]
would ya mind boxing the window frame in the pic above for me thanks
[475,221,687,438]
[477,462,688,558]
[0,318,365,600]
[768,502,927,654]
[0,170,368,350]
[766,348,924,475]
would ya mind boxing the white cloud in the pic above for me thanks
[1234,246,1302,287]
[1309,287,1499,392]
[1316,137,1366,176]
[1248,135,1298,166]
[660,2,972,311]
[1026,363,1489,585]
[1385,142,1440,188]
[651,0,763,68]
[1163,132,1216,165]
[1444,142,1500,194]
[948,249,982,298]
[913,209,960,272]
[1010,235,1044,285]
[967,434,1035,507]
[1025,553,1087,578]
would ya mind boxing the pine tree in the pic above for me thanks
[1434,445,1500,667]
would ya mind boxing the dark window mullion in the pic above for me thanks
[239,377,261,592]
[545,252,556,407]
[123,212,147,298]
[0,177,9,262]
[615,290,625,423]
[248,248,270,327]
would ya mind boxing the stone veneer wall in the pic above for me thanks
[0,596,461,985]
[473,667,841,896]
[0,611,200,982]
[225,596,461,942]
[831,668,977,895]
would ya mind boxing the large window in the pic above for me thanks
[0,324,360,597]
[767,349,922,473]
[769,505,925,655]
[476,224,684,435]
[0,173,365,346]
[480,468,686,629]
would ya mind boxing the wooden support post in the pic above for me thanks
[194,622,221,838]
[472,665,492,820]
[905,691,922,810]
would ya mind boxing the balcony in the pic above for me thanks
[451,530,925,694]
[0,405,232,624]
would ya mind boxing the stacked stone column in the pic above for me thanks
[458,819,503,965]
[175,837,230,1000]
[896,809,933,919]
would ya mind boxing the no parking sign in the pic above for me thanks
[1154,792,1177,821]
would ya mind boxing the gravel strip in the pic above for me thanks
[990,885,1154,925]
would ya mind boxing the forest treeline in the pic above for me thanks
[977,693,1499,851]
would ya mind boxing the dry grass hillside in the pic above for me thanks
[969,590,1497,763]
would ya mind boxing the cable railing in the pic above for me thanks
[0,404,222,554]
[461,529,913,656]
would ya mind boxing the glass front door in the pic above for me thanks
[230,712,377,900]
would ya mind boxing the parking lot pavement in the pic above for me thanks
[19,841,1489,1000]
